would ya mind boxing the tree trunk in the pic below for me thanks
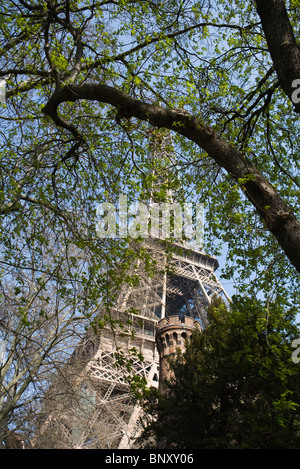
[255,0,300,113]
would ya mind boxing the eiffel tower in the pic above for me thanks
[33,131,229,449]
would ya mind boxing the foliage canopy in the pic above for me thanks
[140,297,300,449]
[0,0,299,441]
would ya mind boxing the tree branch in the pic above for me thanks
[42,83,300,272]
[255,0,300,112]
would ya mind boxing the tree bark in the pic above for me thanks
[43,83,300,272]
[255,0,300,113]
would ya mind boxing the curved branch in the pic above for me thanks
[42,83,300,272]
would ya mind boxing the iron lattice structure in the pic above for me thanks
[34,131,229,449]
[34,239,229,449]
